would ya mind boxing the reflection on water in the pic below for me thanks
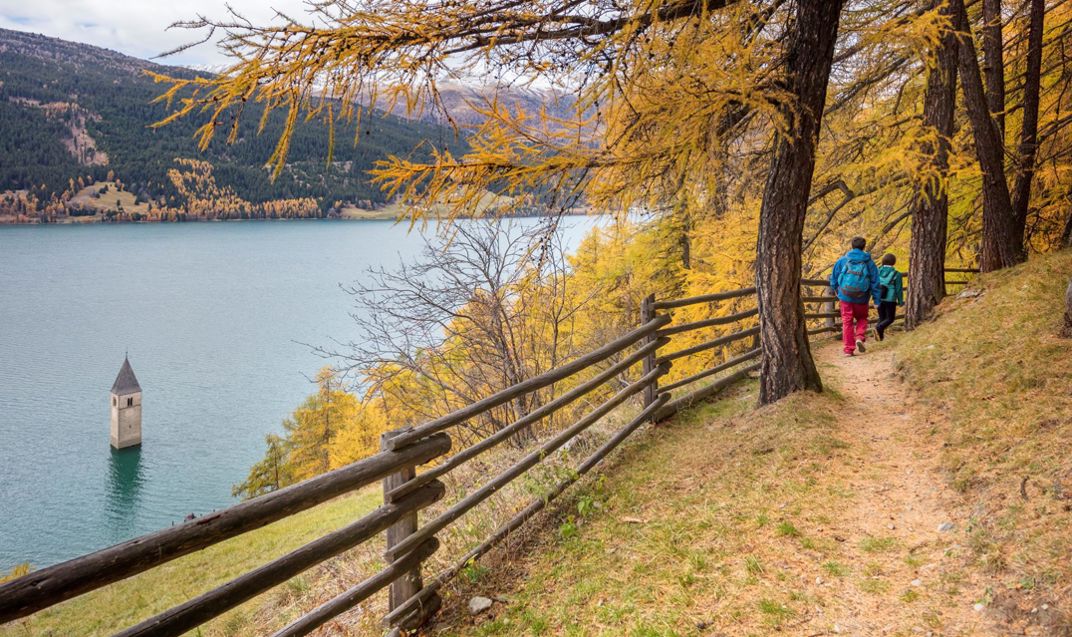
[105,447,144,543]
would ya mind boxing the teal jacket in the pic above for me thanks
[877,265,904,305]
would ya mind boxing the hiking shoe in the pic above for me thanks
[855,339,866,353]
[842,351,854,357]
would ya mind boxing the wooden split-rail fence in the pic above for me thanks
[0,267,978,636]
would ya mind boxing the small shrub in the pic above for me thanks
[559,517,578,540]
[461,558,490,584]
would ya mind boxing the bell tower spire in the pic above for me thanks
[110,355,142,449]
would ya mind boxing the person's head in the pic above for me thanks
[882,253,897,266]
[850,236,867,251]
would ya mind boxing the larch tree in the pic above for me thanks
[755,0,845,401]
[152,0,860,405]
[149,0,1068,402]
[1010,0,1045,249]
[980,0,1006,140]
[907,0,958,329]
[952,0,1023,271]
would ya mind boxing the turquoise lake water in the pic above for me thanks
[0,219,598,570]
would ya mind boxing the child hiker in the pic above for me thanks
[829,237,881,357]
[875,253,904,340]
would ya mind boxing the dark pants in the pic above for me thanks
[876,301,897,339]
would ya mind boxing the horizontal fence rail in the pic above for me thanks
[383,315,670,451]
[0,433,451,624]
[115,482,447,637]
[384,337,669,504]
[0,262,978,635]
[381,392,672,627]
[652,286,757,310]
[383,363,669,562]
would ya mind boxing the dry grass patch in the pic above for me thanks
[895,249,1072,627]
[433,383,860,636]
[68,181,149,215]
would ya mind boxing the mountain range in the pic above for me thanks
[0,28,473,220]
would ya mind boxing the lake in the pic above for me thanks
[0,218,599,570]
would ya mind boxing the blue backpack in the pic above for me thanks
[838,257,872,302]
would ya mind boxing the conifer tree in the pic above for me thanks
[755,0,845,402]
[907,0,958,329]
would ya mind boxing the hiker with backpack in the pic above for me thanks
[829,237,881,357]
[875,253,904,340]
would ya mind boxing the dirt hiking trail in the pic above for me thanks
[812,340,1000,636]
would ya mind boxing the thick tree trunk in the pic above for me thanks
[980,0,1006,140]
[952,0,1022,271]
[755,0,844,404]
[1010,0,1044,255]
[907,0,959,330]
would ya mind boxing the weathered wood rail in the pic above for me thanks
[0,264,979,636]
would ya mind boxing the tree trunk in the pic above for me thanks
[674,186,693,270]
[1010,0,1044,256]
[907,0,959,329]
[953,0,1022,271]
[980,0,1006,140]
[756,0,844,404]
[1061,279,1072,338]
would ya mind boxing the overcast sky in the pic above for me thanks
[0,0,312,67]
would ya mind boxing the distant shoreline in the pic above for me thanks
[0,210,594,226]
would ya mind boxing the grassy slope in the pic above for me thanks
[895,250,1072,624]
[434,384,863,636]
[435,251,1072,637]
[0,489,381,637]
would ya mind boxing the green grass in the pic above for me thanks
[859,536,897,553]
[775,520,802,538]
[0,488,382,637]
[757,598,795,625]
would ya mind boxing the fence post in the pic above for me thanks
[823,285,839,338]
[382,429,440,630]
[641,293,658,410]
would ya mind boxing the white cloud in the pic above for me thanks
[0,0,312,67]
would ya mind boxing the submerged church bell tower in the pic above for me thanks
[110,356,142,449]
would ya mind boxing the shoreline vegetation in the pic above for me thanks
[0,181,590,225]
[0,209,591,225]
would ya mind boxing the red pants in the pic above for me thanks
[840,301,869,354]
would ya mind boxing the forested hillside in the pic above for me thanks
[0,28,464,220]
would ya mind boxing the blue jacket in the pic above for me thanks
[830,249,881,305]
